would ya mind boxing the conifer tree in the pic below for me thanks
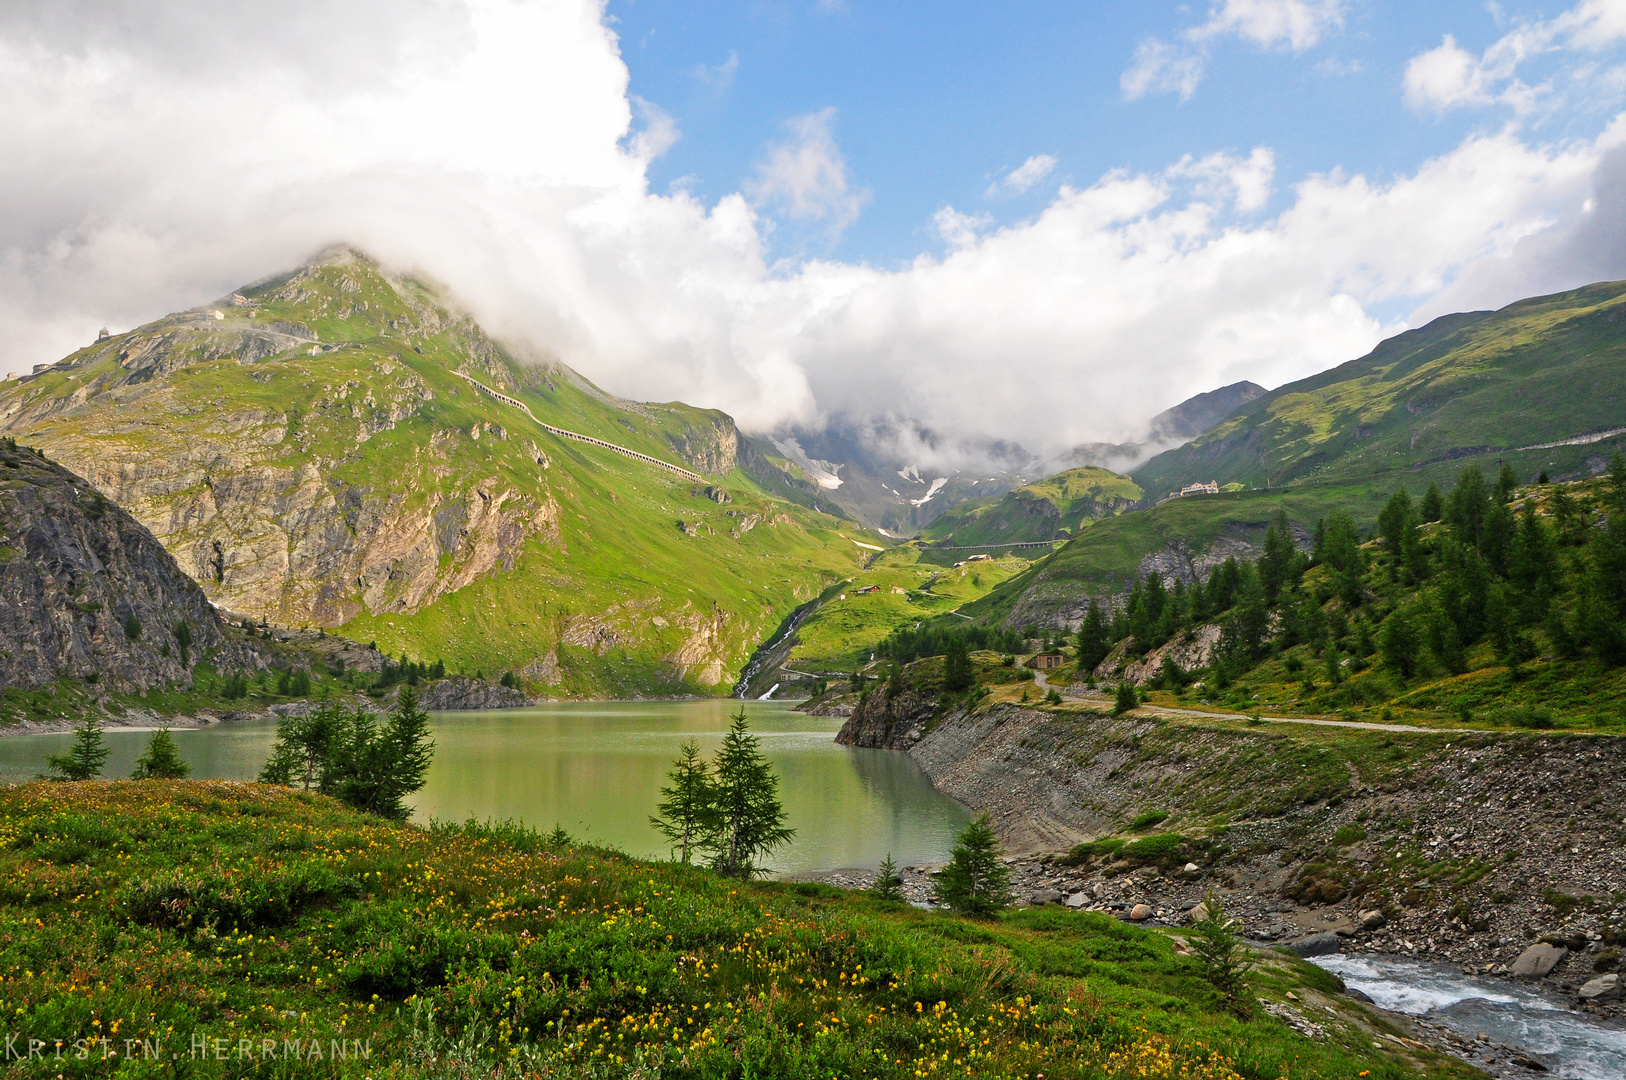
[942,637,974,693]
[1377,489,1415,579]
[1075,600,1110,673]
[871,854,905,904]
[1189,891,1255,1015]
[651,741,714,864]
[1446,466,1491,547]
[1323,643,1343,686]
[706,708,794,878]
[934,814,1012,918]
[46,717,109,781]
[1494,462,1519,504]
[1420,481,1444,523]
[1113,681,1139,715]
[132,727,190,779]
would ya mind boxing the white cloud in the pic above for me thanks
[0,0,1621,463]
[1123,0,1346,101]
[743,108,869,239]
[692,50,739,91]
[985,154,1058,198]
[933,207,992,250]
[1404,0,1626,113]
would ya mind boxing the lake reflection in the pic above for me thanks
[0,700,969,874]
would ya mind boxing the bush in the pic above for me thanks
[1113,682,1139,715]
[1332,823,1366,847]
[122,614,142,641]
[1120,832,1183,867]
[1129,810,1169,831]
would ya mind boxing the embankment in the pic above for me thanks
[835,694,1626,1010]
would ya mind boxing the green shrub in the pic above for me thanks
[1129,810,1169,831]
[1332,824,1366,847]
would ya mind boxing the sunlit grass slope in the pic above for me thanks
[920,468,1145,548]
[1134,280,1626,498]
[787,546,1031,671]
[0,781,1471,1078]
[0,251,875,696]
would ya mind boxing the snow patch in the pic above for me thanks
[911,477,948,506]
[771,437,844,489]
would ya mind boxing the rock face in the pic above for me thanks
[0,438,252,691]
[414,676,533,711]
[834,667,941,751]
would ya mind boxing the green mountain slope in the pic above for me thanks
[958,486,1392,631]
[0,250,877,696]
[1134,281,1626,499]
[918,467,1144,547]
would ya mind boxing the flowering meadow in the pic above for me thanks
[0,782,1473,1078]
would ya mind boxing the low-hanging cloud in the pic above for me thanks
[1,0,1623,465]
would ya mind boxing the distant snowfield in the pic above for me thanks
[771,437,844,489]
[911,477,948,506]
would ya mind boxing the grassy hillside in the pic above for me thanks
[919,467,1143,548]
[958,485,1393,631]
[958,467,1626,732]
[782,546,1032,673]
[0,251,876,697]
[1134,280,1626,499]
[0,780,1468,1079]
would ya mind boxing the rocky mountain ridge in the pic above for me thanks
[0,437,254,691]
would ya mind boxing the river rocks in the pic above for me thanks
[0,437,258,692]
[1578,973,1621,1001]
[1511,944,1567,979]
[1028,889,1066,906]
[1359,909,1387,931]
[414,676,532,711]
[1289,932,1345,958]
[1064,892,1089,909]
[1128,903,1153,921]
[1187,902,1210,924]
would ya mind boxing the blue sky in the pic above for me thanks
[609,1,1626,268]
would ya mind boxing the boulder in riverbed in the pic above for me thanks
[1289,932,1344,958]
[1510,943,1566,979]
[1128,903,1153,921]
[1578,973,1621,1001]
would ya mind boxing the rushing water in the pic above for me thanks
[1314,954,1626,1079]
[0,700,970,873]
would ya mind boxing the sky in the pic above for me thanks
[2,0,1626,464]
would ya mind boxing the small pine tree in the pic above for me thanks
[132,727,190,779]
[173,621,193,666]
[934,814,1012,918]
[46,718,110,780]
[1420,481,1444,523]
[706,707,795,878]
[871,854,905,904]
[1188,890,1255,1016]
[1075,600,1110,673]
[122,614,142,641]
[651,741,714,864]
[942,637,974,693]
[1113,681,1139,715]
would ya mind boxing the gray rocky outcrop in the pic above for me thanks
[0,438,256,691]
[414,676,533,711]
[835,678,939,751]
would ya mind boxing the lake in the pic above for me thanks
[0,700,971,874]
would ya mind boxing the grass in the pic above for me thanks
[1134,279,1626,497]
[920,468,1145,548]
[786,547,1030,672]
[0,780,1476,1078]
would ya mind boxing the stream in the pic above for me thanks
[1313,954,1626,1079]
